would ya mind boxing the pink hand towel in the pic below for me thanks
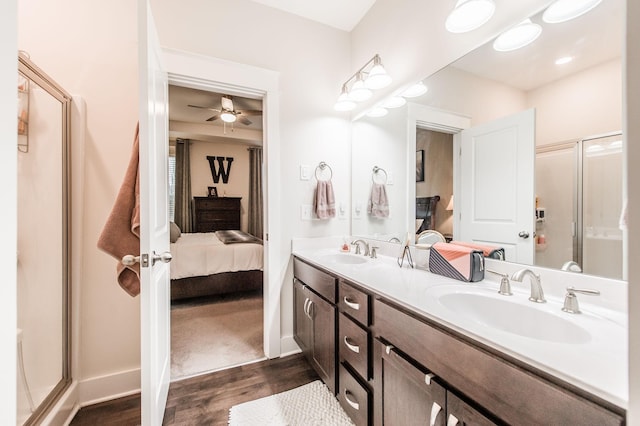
[97,124,141,297]
[314,180,336,219]
[368,183,389,218]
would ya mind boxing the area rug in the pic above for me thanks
[171,291,264,379]
[228,380,354,426]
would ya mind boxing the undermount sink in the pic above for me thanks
[429,286,591,344]
[320,253,369,265]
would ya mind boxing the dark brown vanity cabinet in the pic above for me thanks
[293,259,337,395]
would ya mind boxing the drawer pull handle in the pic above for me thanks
[344,390,360,411]
[425,372,435,385]
[447,414,459,426]
[307,301,314,319]
[343,336,360,354]
[385,345,394,355]
[429,402,442,426]
[303,298,310,318]
[343,297,360,310]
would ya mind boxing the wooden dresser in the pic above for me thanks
[193,197,241,232]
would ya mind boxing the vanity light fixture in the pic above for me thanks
[555,56,573,65]
[366,106,389,118]
[400,81,428,98]
[493,19,542,52]
[543,0,602,24]
[383,96,407,109]
[334,54,391,111]
[445,0,496,33]
[220,110,237,123]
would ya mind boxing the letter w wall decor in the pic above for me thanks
[207,156,234,184]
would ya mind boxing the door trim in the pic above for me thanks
[162,48,282,358]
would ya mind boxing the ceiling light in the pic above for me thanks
[585,144,604,153]
[349,72,373,102]
[543,0,602,24]
[220,111,236,123]
[383,96,407,108]
[493,19,542,52]
[366,107,388,118]
[400,82,428,98]
[555,56,573,65]
[445,0,496,33]
[334,85,356,111]
[365,55,392,89]
[609,140,623,149]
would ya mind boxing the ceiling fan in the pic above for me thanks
[188,95,262,126]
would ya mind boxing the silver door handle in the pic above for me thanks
[122,255,141,266]
[344,390,360,410]
[518,231,530,239]
[306,300,314,319]
[152,251,172,265]
[343,297,360,310]
[303,298,310,318]
[343,336,360,354]
[430,402,442,426]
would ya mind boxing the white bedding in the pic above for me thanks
[170,232,263,280]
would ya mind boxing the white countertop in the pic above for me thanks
[292,246,628,409]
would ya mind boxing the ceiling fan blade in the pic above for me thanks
[221,96,234,111]
[238,116,252,126]
[237,109,262,116]
[188,104,220,112]
[206,115,220,122]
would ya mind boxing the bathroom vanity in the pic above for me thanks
[292,250,626,425]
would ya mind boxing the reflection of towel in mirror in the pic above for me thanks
[368,183,389,218]
[314,180,336,219]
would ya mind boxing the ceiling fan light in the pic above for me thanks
[445,0,496,33]
[400,82,428,98]
[220,111,236,123]
[366,107,388,118]
[383,96,407,109]
[493,19,542,52]
[543,0,602,24]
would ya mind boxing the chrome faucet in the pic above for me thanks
[351,239,370,256]
[561,260,583,273]
[511,269,546,303]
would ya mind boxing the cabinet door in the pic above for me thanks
[446,392,496,426]
[374,339,446,426]
[293,279,311,354]
[308,290,337,394]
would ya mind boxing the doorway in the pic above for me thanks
[167,84,266,379]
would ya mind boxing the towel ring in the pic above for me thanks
[315,161,333,181]
[372,166,388,184]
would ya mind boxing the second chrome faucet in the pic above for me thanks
[511,268,546,303]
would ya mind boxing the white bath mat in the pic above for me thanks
[228,380,354,426]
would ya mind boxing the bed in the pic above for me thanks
[170,230,264,301]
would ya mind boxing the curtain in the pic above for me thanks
[248,147,263,238]
[174,139,194,233]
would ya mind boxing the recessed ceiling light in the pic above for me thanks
[493,19,542,52]
[445,0,496,33]
[555,56,573,65]
[585,144,604,153]
[543,0,602,24]
[366,107,388,118]
[383,96,407,109]
[400,82,428,98]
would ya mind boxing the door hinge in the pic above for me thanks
[265,233,269,241]
[141,253,149,268]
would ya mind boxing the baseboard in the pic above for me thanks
[78,367,141,407]
[280,335,301,357]
[38,381,79,426]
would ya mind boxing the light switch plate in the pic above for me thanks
[301,204,312,220]
[300,165,311,181]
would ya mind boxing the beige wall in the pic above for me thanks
[189,140,251,232]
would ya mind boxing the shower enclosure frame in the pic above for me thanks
[18,52,72,426]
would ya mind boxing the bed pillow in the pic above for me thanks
[170,222,181,243]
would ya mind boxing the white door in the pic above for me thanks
[138,0,171,424]
[459,109,535,264]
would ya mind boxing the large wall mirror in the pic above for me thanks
[351,0,624,280]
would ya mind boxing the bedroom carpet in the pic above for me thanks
[171,291,264,380]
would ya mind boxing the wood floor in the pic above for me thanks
[70,353,318,426]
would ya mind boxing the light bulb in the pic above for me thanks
[493,19,542,52]
[445,0,496,33]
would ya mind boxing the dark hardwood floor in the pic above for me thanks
[70,353,318,426]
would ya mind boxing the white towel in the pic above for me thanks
[368,183,389,218]
[314,180,336,219]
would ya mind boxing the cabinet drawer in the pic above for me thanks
[339,313,369,381]
[339,363,369,426]
[197,210,238,221]
[293,258,337,303]
[338,280,370,326]
[194,197,240,210]
[374,299,624,425]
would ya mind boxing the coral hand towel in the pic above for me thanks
[314,180,336,219]
[368,183,389,218]
[97,124,141,297]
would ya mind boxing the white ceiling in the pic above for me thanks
[248,0,377,32]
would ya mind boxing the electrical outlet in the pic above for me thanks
[353,202,363,219]
[301,204,313,220]
[338,202,347,219]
